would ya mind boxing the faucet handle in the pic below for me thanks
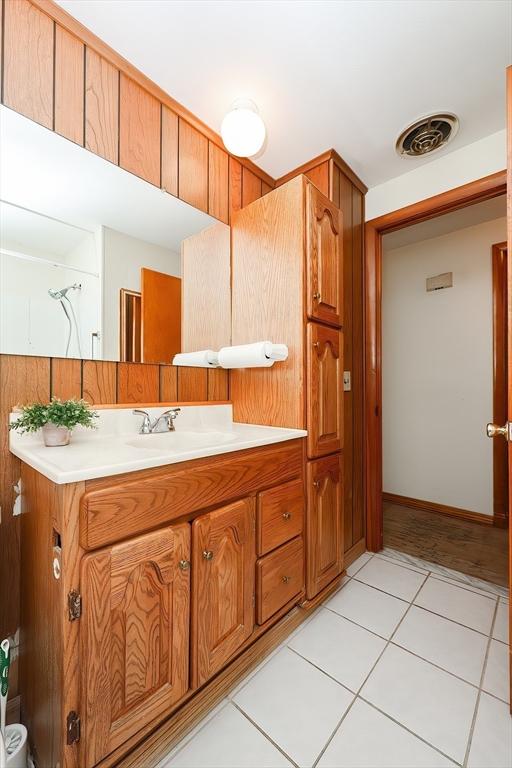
[133,409,151,434]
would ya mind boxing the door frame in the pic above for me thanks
[492,241,508,527]
[364,170,507,551]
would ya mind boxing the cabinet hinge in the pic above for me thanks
[67,590,82,621]
[66,711,80,745]
[252,593,255,608]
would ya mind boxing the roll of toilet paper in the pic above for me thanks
[172,350,219,367]
[218,342,288,369]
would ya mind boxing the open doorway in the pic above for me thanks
[380,195,508,586]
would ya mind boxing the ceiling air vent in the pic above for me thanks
[396,113,459,158]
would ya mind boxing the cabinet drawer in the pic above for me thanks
[257,479,304,556]
[256,537,304,624]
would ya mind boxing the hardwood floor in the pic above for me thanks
[383,501,509,587]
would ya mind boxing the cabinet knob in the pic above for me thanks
[313,480,320,489]
[178,559,191,571]
[282,575,291,584]
[282,511,292,520]
[313,341,320,348]
[202,550,214,561]
[313,292,321,301]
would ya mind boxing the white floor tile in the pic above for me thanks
[165,703,292,768]
[326,579,409,639]
[289,607,386,691]
[355,557,427,601]
[482,640,509,704]
[392,605,488,685]
[374,552,429,575]
[233,646,354,767]
[431,573,506,600]
[317,698,455,768]
[492,601,509,644]
[361,645,478,763]
[414,577,496,634]
[346,552,373,577]
[156,701,229,766]
[467,692,512,768]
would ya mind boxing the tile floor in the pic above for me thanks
[160,551,510,768]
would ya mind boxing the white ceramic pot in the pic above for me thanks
[5,723,28,768]
[42,423,71,447]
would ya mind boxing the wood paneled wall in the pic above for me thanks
[277,151,367,561]
[0,355,228,640]
[0,0,274,224]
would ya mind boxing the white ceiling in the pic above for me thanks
[56,0,511,187]
[383,194,507,250]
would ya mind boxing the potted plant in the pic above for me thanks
[9,398,98,447]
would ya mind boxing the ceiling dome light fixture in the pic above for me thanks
[221,99,266,158]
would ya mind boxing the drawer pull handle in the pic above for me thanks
[282,511,292,520]
[178,559,191,571]
[282,575,291,584]
[202,550,214,561]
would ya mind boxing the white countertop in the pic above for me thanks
[9,404,307,484]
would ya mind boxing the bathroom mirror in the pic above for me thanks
[0,106,231,363]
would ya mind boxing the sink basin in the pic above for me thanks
[124,431,237,451]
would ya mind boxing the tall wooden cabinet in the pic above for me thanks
[231,176,344,599]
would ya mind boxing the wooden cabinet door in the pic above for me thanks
[80,525,190,768]
[306,182,342,327]
[306,454,343,599]
[191,499,255,687]
[307,322,343,458]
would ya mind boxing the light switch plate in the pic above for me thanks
[343,371,351,391]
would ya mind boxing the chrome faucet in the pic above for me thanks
[133,408,181,434]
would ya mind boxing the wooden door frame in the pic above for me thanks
[492,241,508,527]
[365,170,507,551]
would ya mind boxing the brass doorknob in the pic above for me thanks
[202,550,214,561]
[486,423,509,439]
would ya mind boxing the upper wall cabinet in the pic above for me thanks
[306,183,343,328]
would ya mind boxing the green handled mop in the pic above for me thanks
[0,639,10,768]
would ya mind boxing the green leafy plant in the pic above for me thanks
[9,398,98,434]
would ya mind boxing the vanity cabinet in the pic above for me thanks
[306,184,342,328]
[80,525,191,768]
[191,499,255,687]
[231,175,345,601]
[19,439,306,768]
[306,454,344,599]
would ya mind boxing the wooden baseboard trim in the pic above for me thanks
[344,537,367,565]
[383,492,494,526]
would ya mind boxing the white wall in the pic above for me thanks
[382,216,506,516]
[102,227,180,360]
[366,130,506,220]
[0,228,100,359]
